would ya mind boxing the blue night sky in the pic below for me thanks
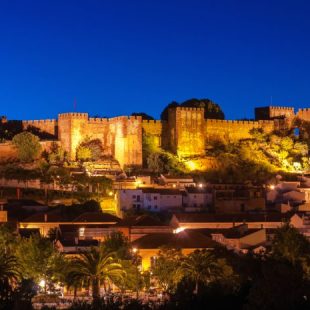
[1,0,310,120]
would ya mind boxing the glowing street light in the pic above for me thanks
[39,279,45,288]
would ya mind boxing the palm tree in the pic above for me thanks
[180,249,222,294]
[0,251,20,285]
[66,246,125,299]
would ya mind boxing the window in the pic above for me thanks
[133,195,136,199]
[137,195,141,202]
[154,205,158,209]
[148,205,151,209]
[154,196,158,200]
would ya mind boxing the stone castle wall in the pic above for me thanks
[1,105,309,166]
[168,107,205,157]
[205,119,275,143]
[22,119,57,136]
[57,113,142,167]
[297,108,310,122]
[142,120,163,148]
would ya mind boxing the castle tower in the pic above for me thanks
[58,113,89,160]
[168,106,205,157]
[255,106,295,120]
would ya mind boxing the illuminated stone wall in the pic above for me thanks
[142,120,163,148]
[205,119,275,143]
[22,119,57,136]
[255,106,295,120]
[297,108,310,122]
[168,107,205,156]
[57,113,142,167]
[1,104,307,166]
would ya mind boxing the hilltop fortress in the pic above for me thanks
[1,106,310,167]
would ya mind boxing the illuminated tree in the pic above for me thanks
[12,132,42,162]
[180,250,223,294]
[66,246,124,299]
[151,247,183,293]
[76,146,92,162]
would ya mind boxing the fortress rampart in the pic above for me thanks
[22,119,57,136]
[1,104,309,166]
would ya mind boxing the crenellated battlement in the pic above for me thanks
[22,119,56,124]
[298,108,310,112]
[58,112,89,119]
[88,117,109,123]
[269,106,294,111]
[142,119,162,124]
[176,106,204,112]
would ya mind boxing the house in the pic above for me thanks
[131,230,218,271]
[115,214,173,241]
[19,211,121,236]
[290,213,310,238]
[58,224,116,241]
[208,224,267,253]
[183,187,212,211]
[55,238,99,254]
[117,188,184,212]
[159,174,195,188]
[170,213,290,230]
[211,183,265,213]
[142,188,183,212]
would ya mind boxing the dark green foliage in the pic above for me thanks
[131,113,155,120]
[102,231,131,260]
[160,98,225,120]
[0,120,23,141]
[160,101,179,121]
[182,98,225,119]
[77,139,104,161]
[12,132,42,162]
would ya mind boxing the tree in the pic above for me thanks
[76,146,92,162]
[102,231,131,260]
[15,234,63,291]
[131,112,155,120]
[151,247,183,293]
[180,249,223,294]
[147,152,166,174]
[66,246,124,299]
[160,101,179,121]
[181,98,225,119]
[12,132,42,162]
[0,252,20,285]
[47,142,67,165]
[77,139,104,162]
[271,224,310,268]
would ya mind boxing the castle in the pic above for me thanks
[1,106,310,167]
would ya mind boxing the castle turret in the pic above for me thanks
[168,106,205,157]
[58,113,89,160]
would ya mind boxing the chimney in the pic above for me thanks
[44,214,48,222]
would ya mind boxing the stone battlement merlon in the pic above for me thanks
[58,113,89,119]
[269,106,295,111]
[298,108,310,112]
[206,119,260,125]
[142,120,162,124]
[88,117,109,123]
[175,107,204,112]
[22,119,57,124]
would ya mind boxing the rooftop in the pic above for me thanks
[131,230,218,249]
[172,212,291,223]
